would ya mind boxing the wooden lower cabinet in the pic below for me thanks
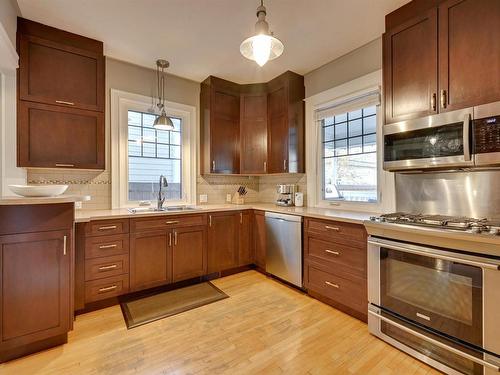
[253,210,266,269]
[172,226,207,282]
[207,212,239,273]
[238,211,253,266]
[130,230,171,291]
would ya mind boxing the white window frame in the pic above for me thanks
[111,89,197,209]
[305,70,395,213]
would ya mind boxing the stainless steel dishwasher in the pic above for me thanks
[265,212,303,287]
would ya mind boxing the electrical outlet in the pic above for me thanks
[199,194,208,203]
[226,194,232,203]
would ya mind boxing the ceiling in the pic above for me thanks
[17,0,410,83]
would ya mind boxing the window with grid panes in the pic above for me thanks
[321,105,377,202]
[127,110,182,201]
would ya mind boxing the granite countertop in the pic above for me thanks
[74,203,377,224]
[0,195,91,206]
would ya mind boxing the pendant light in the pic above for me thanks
[153,59,174,130]
[240,0,284,67]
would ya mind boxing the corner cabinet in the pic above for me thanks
[383,0,500,124]
[200,72,304,175]
[17,18,105,169]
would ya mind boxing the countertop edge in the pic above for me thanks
[0,195,91,206]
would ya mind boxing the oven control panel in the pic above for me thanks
[474,115,500,153]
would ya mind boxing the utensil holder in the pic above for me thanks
[232,192,245,205]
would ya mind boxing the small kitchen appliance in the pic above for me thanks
[275,184,297,206]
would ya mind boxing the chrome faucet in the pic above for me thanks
[157,175,168,210]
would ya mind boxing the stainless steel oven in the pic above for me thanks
[368,237,500,375]
[384,108,474,171]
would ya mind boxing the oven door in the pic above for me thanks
[367,236,500,375]
[384,107,474,171]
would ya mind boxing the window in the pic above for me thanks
[321,105,377,202]
[111,90,196,208]
[127,111,182,201]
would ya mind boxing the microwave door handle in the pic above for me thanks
[463,113,471,161]
[368,310,500,371]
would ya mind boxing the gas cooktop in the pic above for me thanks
[369,212,500,235]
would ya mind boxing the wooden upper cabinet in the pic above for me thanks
[18,34,104,112]
[201,77,240,174]
[240,91,268,174]
[207,212,239,273]
[438,0,500,112]
[17,18,105,170]
[383,7,438,124]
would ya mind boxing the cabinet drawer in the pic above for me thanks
[84,255,129,281]
[85,274,129,303]
[305,262,366,314]
[86,219,129,237]
[85,233,129,259]
[131,214,206,232]
[305,218,366,246]
[306,236,366,277]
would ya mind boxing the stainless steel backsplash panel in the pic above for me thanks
[395,171,500,218]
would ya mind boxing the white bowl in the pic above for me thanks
[8,184,69,197]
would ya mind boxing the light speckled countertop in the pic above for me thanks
[75,203,376,224]
[0,195,91,206]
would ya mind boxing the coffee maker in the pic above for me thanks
[275,184,297,206]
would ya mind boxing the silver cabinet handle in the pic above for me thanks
[325,281,339,288]
[55,100,75,106]
[431,93,437,111]
[440,89,447,109]
[174,231,178,245]
[463,113,471,161]
[209,215,212,227]
[325,249,340,255]
[55,163,75,167]
[98,285,117,293]
[99,244,117,249]
[165,220,179,224]
[169,232,172,247]
[264,161,267,172]
[63,235,67,255]
[368,310,499,371]
[212,160,215,171]
[98,264,117,271]
[325,225,339,231]
[98,225,117,231]
[283,159,287,171]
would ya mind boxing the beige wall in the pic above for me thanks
[304,37,382,98]
[0,0,19,46]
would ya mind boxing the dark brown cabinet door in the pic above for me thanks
[240,93,268,174]
[18,34,104,112]
[238,211,253,266]
[253,211,266,269]
[211,89,240,174]
[172,226,207,282]
[267,87,289,173]
[383,8,438,124]
[0,230,70,351]
[130,230,171,291]
[438,0,500,112]
[17,101,105,169]
[207,212,239,273]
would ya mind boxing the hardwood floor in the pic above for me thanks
[0,271,441,375]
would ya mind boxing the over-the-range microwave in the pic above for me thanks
[383,101,500,171]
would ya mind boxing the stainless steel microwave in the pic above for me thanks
[383,101,500,171]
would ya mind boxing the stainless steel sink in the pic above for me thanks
[128,205,200,213]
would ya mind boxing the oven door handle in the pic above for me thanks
[368,238,500,270]
[368,310,500,371]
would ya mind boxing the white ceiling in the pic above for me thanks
[17,0,410,83]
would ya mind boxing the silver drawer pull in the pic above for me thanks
[325,281,339,288]
[325,225,340,231]
[98,285,117,293]
[99,244,117,249]
[325,250,340,255]
[55,100,75,106]
[55,163,75,167]
[98,225,117,231]
[165,220,179,224]
[98,264,118,271]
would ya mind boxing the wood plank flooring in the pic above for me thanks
[0,271,442,375]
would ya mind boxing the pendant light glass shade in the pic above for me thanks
[240,1,284,67]
[153,59,174,130]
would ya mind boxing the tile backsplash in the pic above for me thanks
[27,170,307,209]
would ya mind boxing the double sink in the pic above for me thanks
[128,206,200,213]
